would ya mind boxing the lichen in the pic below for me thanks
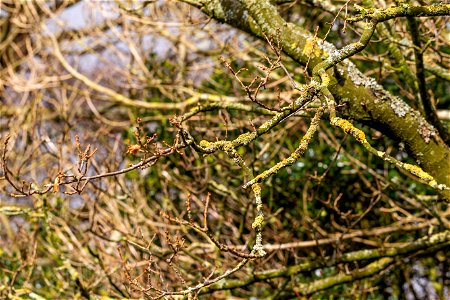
[234,132,257,146]
[252,215,264,228]
[403,163,434,181]
[346,62,366,86]
[199,140,211,148]
[302,38,321,58]
[401,163,449,190]
[385,95,437,143]
[223,142,234,152]
[320,72,331,87]
[389,97,410,117]
[317,40,336,59]
[331,117,366,143]
[252,232,266,256]
[417,115,437,143]
[343,61,385,95]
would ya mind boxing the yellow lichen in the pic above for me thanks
[403,163,434,181]
[331,117,366,143]
[235,132,256,145]
[252,183,261,195]
[199,140,211,148]
[302,38,321,58]
[222,142,234,152]
[320,72,331,87]
[252,215,264,229]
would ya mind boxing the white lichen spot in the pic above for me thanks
[435,183,447,190]
[377,150,385,157]
[390,97,410,117]
[343,61,385,96]
[363,76,384,91]
[328,49,340,61]
[417,116,437,143]
[253,232,266,256]
[346,62,366,86]
[318,40,338,55]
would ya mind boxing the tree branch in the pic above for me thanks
[179,0,450,199]
[200,230,450,294]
